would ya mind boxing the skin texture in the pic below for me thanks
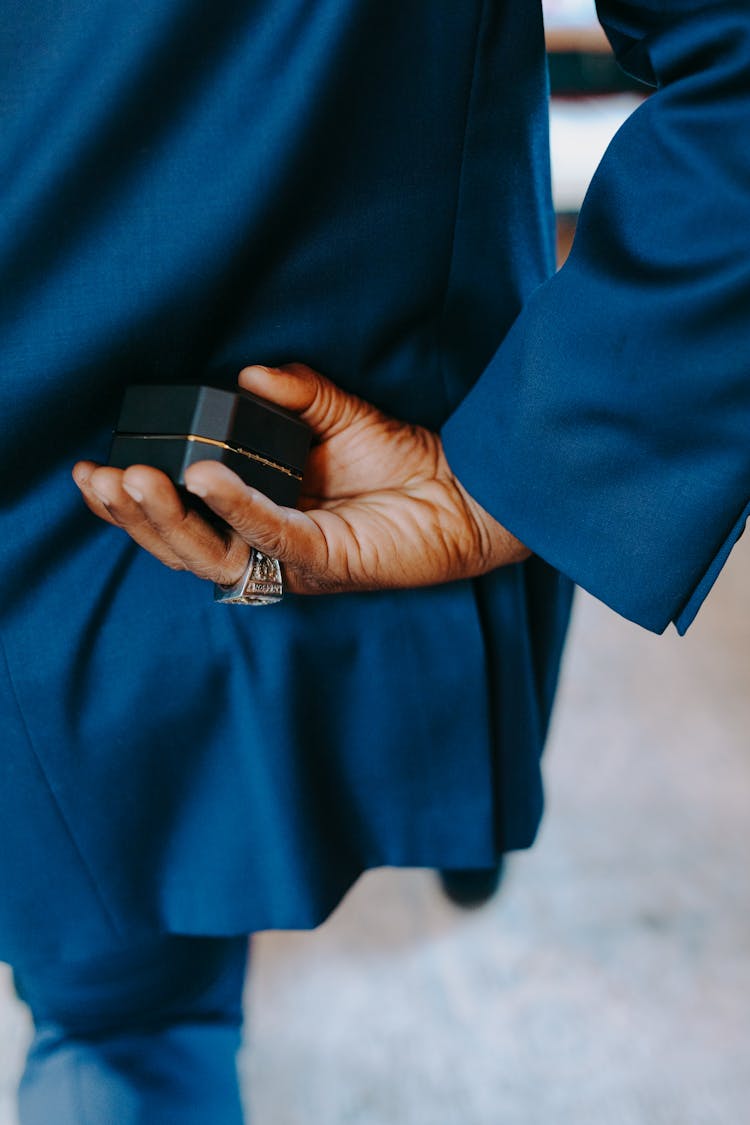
[72,364,529,595]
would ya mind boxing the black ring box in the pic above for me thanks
[108,384,311,508]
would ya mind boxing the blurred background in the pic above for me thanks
[2,3,748,1122]
[545,0,648,263]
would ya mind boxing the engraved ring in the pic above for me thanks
[214,548,284,606]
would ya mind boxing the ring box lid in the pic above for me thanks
[114,384,310,475]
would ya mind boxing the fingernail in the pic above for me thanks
[122,482,144,503]
[185,480,207,498]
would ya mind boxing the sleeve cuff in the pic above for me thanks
[673,499,750,634]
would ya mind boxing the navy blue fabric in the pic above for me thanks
[15,936,247,1124]
[8,0,743,965]
[444,0,750,634]
[0,1,570,962]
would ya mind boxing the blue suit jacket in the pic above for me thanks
[1,1,746,964]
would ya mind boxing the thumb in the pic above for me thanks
[238,363,375,441]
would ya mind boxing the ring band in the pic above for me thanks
[214,548,283,605]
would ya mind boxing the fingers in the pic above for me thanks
[73,462,123,528]
[73,462,248,584]
[184,461,329,579]
[72,362,384,593]
[74,462,187,571]
[123,465,254,584]
[238,363,376,441]
[73,456,331,592]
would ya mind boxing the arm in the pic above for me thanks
[443,0,750,633]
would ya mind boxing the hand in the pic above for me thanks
[72,364,529,595]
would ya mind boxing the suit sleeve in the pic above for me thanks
[441,0,750,634]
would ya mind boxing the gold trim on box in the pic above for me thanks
[117,433,302,480]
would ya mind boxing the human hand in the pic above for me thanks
[72,364,529,595]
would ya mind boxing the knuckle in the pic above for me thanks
[149,501,190,539]
[252,528,285,559]
[221,499,251,532]
[230,513,285,559]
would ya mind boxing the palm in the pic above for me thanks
[263,369,523,593]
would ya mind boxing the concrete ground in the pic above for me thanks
[1,533,748,1123]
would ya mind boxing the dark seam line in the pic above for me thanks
[433,0,487,414]
[0,631,123,940]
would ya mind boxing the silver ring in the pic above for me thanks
[214,548,283,606]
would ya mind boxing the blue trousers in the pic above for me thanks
[13,936,249,1124]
